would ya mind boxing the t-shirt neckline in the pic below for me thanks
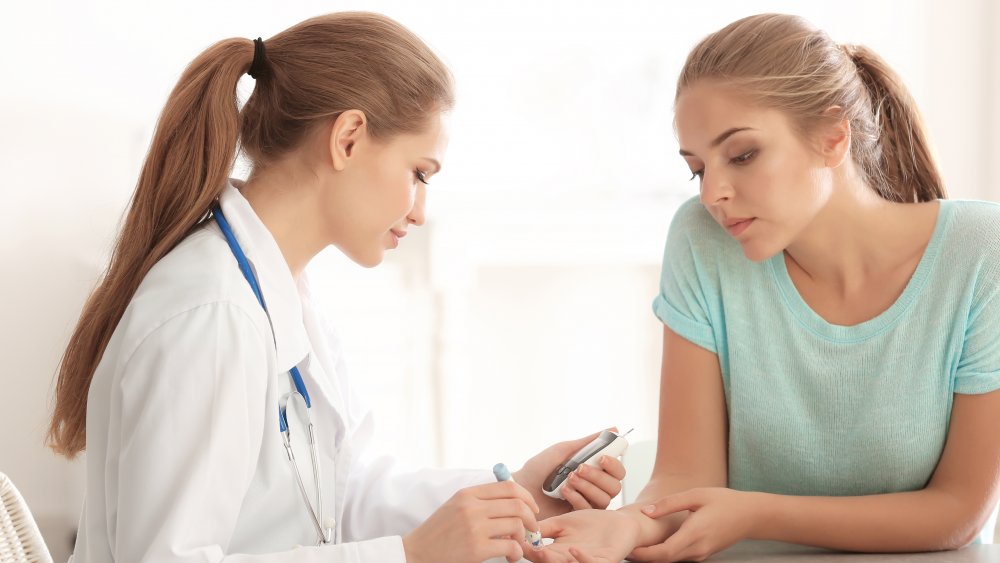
[767,199,953,343]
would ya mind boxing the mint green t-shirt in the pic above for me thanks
[652,197,1000,542]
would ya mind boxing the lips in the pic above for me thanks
[723,217,755,237]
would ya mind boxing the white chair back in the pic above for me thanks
[0,472,54,563]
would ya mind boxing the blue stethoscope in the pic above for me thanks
[213,205,333,545]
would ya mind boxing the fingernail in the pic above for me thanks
[578,465,588,476]
[599,455,609,465]
[642,504,656,514]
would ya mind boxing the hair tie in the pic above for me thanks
[248,37,266,79]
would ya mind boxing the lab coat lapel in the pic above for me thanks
[217,181,311,374]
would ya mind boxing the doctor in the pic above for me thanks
[47,12,625,563]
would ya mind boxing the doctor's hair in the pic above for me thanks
[48,12,454,458]
[677,13,945,203]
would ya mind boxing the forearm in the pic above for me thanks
[754,488,979,552]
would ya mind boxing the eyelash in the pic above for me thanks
[687,149,757,181]
[414,170,429,185]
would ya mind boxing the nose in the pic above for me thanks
[407,183,426,227]
[698,168,734,208]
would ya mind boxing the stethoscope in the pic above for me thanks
[213,205,334,545]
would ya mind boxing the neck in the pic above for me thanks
[239,162,327,279]
[784,174,937,296]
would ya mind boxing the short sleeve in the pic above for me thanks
[954,265,1000,394]
[652,199,719,353]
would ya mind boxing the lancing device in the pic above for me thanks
[492,463,543,549]
[542,428,632,500]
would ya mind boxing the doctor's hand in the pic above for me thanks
[402,480,541,563]
[514,430,626,519]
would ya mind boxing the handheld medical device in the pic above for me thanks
[542,428,632,500]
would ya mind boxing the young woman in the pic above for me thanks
[47,12,626,563]
[526,13,1000,563]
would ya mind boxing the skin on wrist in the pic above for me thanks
[747,491,780,541]
[617,503,683,547]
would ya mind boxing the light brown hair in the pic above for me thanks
[48,12,454,458]
[678,13,945,203]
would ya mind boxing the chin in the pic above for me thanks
[344,249,385,269]
[740,241,782,263]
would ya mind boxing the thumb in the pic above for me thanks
[639,489,702,519]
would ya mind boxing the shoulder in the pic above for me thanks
[943,199,1000,241]
[115,224,271,356]
[662,196,742,269]
[939,200,1000,272]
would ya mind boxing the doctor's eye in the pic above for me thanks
[414,170,429,185]
[689,170,704,181]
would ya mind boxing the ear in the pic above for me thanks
[817,106,851,168]
[329,110,368,172]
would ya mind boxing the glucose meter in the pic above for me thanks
[542,428,632,500]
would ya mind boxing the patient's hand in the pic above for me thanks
[522,509,640,563]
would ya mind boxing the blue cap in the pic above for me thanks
[492,462,512,482]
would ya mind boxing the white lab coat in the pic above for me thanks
[72,180,492,562]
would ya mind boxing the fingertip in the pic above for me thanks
[642,504,657,515]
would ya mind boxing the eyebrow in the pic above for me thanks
[679,127,756,157]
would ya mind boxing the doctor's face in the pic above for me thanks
[674,81,834,262]
[324,112,449,268]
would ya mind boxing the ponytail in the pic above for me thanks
[47,38,253,457]
[842,44,946,202]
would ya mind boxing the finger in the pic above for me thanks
[672,539,713,563]
[566,471,612,509]
[627,522,697,561]
[559,482,592,511]
[483,538,524,563]
[597,454,627,481]
[524,545,573,563]
[576,464,622,501]
[485,516,529,542]
[640,489,701,519]
[486,498,541,533]
[473,480,541,514]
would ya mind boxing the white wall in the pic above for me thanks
[1,1,996,560]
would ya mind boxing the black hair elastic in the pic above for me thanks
[248,37,266,79]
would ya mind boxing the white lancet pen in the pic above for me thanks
[492,462,544,549]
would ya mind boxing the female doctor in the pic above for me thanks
[47,12,625,563]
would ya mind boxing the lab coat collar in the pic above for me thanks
[218,179,311,373]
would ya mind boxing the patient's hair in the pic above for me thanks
[48,12,454,458]
[677,13,945,203]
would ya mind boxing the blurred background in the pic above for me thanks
[1,0,997,559]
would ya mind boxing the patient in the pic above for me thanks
[526,12,1000,563]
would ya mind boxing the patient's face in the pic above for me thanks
[674,80,835,262]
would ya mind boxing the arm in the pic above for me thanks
[633,389,1000,561]
[755,389,1000,551]
[621,325,729,546]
